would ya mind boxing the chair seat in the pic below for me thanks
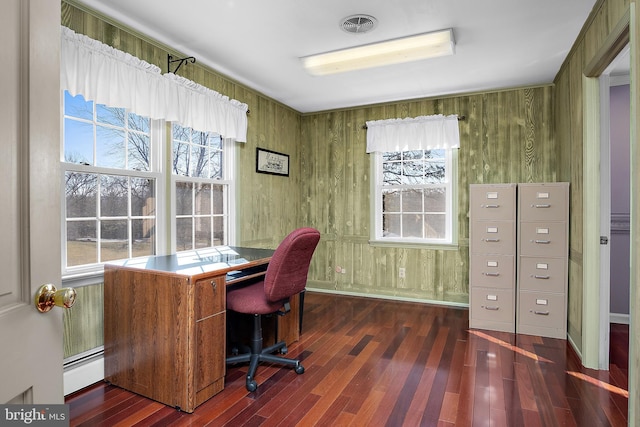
[227,281,287,315]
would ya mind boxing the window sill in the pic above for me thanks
[62,268,105,288]
[369,239,459,251]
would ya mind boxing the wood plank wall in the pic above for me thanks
[300,87,555,304]
[63,283,103,358]
[553,0,630,354]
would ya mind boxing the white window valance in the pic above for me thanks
[163,73,248,143]
[365,114,460,153]
[60,26,249,142]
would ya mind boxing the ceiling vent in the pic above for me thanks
[340,15,378,34]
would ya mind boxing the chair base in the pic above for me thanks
[226,313,304,392]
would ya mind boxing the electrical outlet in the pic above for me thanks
[341,268,346,274]
[399,268,406,278]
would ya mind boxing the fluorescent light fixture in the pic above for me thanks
[301,29,455,76]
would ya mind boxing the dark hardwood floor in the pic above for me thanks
[66,292,629,426]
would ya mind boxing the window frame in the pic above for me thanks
[370,149,459,249]
[61,91,240,276]
[60,92,166,277]
[169,127,236,253]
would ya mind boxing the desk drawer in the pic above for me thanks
[195,277,225,319]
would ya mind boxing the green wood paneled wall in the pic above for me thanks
[300,87,555,303]
[553,0,630,354]
[63,283,103,358]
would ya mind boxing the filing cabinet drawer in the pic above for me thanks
[470,254,515,289]
[470,288,514,324]
[519,222,567,257]
[470,184,516,221]
[518,257,566,293]
[519,183,569,222]
[471,220,516,255]
[195,277,226,319]
[518,291,565,338]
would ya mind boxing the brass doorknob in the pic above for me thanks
[34,284,77,313]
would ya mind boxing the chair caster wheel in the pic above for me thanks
[246,380,258,392]
[295,364,305,374]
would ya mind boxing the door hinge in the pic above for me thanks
[600,236,609,245]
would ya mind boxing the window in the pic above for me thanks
[372,148,457,245]
[62,92,238,273]
[61,28,247,275]
[171,124,234,251]
[62,91,160,273]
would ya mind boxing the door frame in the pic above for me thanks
[582,8,630,371]
[583,5,639,424]
[593,48,630,371]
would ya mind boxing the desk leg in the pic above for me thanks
[299,290,305,334]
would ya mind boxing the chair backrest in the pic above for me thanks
[263,227,320,303]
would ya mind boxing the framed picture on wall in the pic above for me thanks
[256,147,289,176]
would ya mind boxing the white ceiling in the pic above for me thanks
[74,0,598,113]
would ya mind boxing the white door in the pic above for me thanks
[0,0,65,404]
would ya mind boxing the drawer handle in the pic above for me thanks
[534,240,551,244]
[534,275,550,279]
[532,204,551,208]
[482,305,499,311]
[210,280,217,290]
[483,272,500,277]
[482,204,500,208]
[532,310,550,316]
[483,238,501,242]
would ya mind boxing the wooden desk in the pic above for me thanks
[103,246,300,412]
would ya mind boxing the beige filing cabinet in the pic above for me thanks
[469,184,517,333]
[517,182,569,339]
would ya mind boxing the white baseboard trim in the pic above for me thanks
[64,356,104,396]
[610,313,630,324]
[306,287,469,308]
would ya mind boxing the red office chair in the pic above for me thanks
[226,227,320,392]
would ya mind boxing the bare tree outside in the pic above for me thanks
[63,92,230,265]
[63,92,156,267]
[381,149,448,239]
[172,124,226,251]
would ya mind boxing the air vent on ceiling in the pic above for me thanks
[340,15,378,34]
